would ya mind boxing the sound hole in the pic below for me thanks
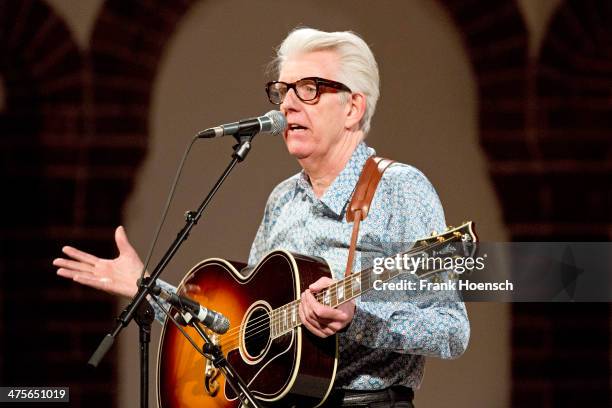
[244,306,270,359]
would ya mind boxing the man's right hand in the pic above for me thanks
[53,226,144,298]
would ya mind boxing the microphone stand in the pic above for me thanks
[190,320,261,408]
[88,130,260,408]
[134,301,155,408]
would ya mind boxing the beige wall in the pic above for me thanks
[45,0,563,406]
[130,1,509,405]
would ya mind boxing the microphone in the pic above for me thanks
[197,110,287,139]
[150,284,230,334]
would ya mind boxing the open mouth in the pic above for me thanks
[288,124,308,132]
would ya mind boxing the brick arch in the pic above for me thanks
[437,1,610,406]
[0,0,88,393]
[537,0,612,239]
[522,1,610,406]
[88,0,196,198]
[1,0,202,405]
[438,0,529,223]
[83,0,199,404]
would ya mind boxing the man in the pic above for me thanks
[54,28,469,407]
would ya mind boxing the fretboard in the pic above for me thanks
[267,229,472,339]
[269,264,402,338]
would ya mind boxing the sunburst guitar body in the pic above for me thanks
[157,250,338,408]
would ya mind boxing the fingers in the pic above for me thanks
[299,289,345,338]
[56,268,79,280]
[302,289,345,320]
[308,276,335,292]
[299,301,334,338]
[53,257,94,274]
[61,246,99,265]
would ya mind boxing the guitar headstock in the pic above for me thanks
[414,222,477,250]
[408,222,478,278]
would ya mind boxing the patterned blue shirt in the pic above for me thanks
[246,142,469,390]
[153,142,469,391]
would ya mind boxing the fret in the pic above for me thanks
[378,268,390,284]
[291,303,298,326]
[345,278,352,299]
[286,305,292,329]
[281,307,285,336]
[322,289,330,306]
[337,281,345,303]
[352,274,361,295]
[275,308,280,337]
[269,303,301,339]
[330,283,338,307]
[282,307,287,332]
[368,269,378,290]
[274,308,280,337]
[361,270,370,289]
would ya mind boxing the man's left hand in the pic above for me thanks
[299,276,355,338]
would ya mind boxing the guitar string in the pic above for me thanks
[216,237,464,349]
[217,264,458,349]
[217,263,456,350]
[215,237,465,348]
[222,236,461,341]
[217,271,367,349]
[215,237,465,349]
[215,239,436,342]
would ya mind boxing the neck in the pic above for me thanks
[299,132,363,198]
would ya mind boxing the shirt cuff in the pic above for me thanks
[148,279,177,324]
[342,304,368,342]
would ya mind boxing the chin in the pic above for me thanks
[284,139,313,160]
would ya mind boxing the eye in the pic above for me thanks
[297,81,317,99]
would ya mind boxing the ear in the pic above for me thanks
[344,92,367,130]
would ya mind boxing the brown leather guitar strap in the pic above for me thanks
[344,156,395,277]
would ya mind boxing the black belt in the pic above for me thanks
[323,386,414,407]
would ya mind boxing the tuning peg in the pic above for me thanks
[445,225,454,231]
[431,230,438,237]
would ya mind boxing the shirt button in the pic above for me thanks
[355,333,363,341]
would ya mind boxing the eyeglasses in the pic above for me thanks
[265,77,352,105]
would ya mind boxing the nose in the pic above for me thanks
[280,87,300,114]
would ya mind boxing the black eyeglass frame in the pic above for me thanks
[265,76,352,105]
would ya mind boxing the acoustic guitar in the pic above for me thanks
[157,222,477,407]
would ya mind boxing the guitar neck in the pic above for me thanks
[269,263,400,338]
[269,223,475,338]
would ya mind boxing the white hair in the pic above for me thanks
[272,27,380,135]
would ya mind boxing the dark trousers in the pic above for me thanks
[321,386,415,408]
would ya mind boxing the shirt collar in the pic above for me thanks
[295,142,375,217]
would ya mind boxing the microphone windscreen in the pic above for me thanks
[264,110,287,136]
